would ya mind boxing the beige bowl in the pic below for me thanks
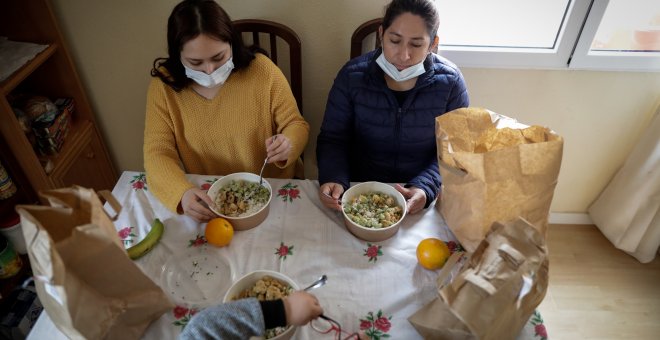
[207,172,272,230]
[341,181,407,242]
[223,270,299,340]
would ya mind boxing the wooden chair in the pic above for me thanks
[233,19,303,113]
[350,18,382,59]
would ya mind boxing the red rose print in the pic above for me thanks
[277,183,302,202]
[201,183,211,190]
[289,188,300,199]
[118,227,131,239]
[366,245,379,258]
[374,317,391,332]
[188,235,207,247]
[535,324,547,338]
[132,181,144,189]
[190,308,199,316]
[173,306,189,319]
[275,242,294,260]
[363,243,383,262]
[360,320,372,330]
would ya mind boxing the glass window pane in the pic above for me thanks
[436,0,570,48]
[591,0,660,52]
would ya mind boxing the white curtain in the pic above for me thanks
[588,107,660,263]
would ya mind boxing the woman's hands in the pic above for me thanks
[283,291,324,326]
[181,188,216,222]
[265,134,292,163]
[395,184,426,215]
[319,182,344,211]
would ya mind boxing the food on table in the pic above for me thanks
[214,180,270,217]
[416,238,451,270]
[204,217,234,247]
[127,218,164,260]
[232,276,294,339]
[343,192,403,228]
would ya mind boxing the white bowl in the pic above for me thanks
[341,181,407,242]
[223,270,299,340]
[207,172,273,230]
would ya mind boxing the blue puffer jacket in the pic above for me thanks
[316,49,469,208]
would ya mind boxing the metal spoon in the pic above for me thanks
[258,157,268,186]
[322,192,342,205]
[303,274,327,291]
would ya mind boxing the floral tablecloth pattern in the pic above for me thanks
[29,171,547,340]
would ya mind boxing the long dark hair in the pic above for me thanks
[151,0,258,91]
[382,0,439,44]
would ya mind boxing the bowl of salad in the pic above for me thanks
[341,181,407,242]
[223,270,299,340]
[208,172,272,230]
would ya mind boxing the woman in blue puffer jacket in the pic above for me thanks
[317,0,469,214]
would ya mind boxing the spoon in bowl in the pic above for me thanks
[259,136,277,186]
[258,157,268,186]
[303,274,328,292]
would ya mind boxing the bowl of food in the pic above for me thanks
[223,270,299,340]
[208,172,272,230]
[341,181,407,242]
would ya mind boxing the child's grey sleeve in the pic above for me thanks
[179,298,265,339]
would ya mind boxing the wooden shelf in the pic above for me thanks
[0,43,57,96]
[47,119,93,179]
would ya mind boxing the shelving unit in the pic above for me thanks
[0,0,118,208]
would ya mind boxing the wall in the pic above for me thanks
[51,0,660,213]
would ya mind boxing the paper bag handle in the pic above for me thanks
[97,190,121,221]
[498,243,525,270]
[435,251,464,292]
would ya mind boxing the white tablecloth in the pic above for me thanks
[28,171,548,339]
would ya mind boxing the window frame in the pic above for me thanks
[569,0,660,72]
[434,0,660,72]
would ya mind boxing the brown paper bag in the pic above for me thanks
[436,107,563,252]
[409,218,549,340]
[15,186,173,340]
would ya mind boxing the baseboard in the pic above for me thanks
[549,212,593,225]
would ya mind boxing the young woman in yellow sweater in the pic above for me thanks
[145,0,309,222]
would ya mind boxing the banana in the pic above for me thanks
[127,218,165,260]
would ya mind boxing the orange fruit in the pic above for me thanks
[416,238,450,270]
[205,217,234,247]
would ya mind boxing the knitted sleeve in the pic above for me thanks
[259,55,309,169]
[143,78,195,213]
[179,298,265,339]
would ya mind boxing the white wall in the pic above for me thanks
[51,0,660,213]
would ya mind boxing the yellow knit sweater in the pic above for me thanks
[144,54,309,213]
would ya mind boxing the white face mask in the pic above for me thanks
[183,58,234,88]
[375,53,426,82]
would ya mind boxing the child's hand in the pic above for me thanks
[283,291,324,326]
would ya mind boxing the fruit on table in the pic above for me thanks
[205,217,234,247]
[127,218,165,260]
[416,238,450,270]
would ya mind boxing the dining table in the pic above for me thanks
[28,170,549,339]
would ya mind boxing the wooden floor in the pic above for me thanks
[538,224,660,340]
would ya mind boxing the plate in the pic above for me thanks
[160,247,233,307]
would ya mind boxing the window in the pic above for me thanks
[435,0,660,71]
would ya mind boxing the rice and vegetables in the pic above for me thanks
[232,276,293,339]
[214,180,270,217]
[343,192,403,228]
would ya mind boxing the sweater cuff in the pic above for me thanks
[259,299,287,329]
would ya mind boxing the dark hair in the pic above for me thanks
[382,0,439,43]
[151,0,258,91]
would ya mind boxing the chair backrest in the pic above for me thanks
[233,19,303,113]
[350,18,382,59]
